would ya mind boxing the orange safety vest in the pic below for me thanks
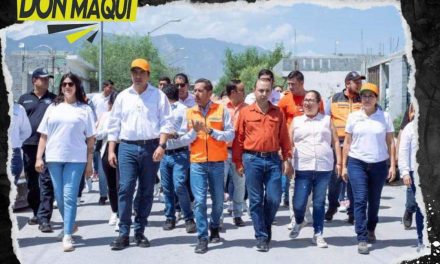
[330,90,362,138]
[187,102,228,163]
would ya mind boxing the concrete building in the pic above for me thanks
[5,51,97,101]
[367,51,410,120]
[273,54,383,100]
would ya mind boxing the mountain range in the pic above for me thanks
[5,33,266,82]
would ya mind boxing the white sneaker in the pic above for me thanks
[77,198,81,206]
[287,218,295,230]
[158,192,165,203]
[86,177,93,192]
[227,201,233,215]
[289,222,305,239]
[339,200,348,212]
[304,208,313,225]
[53,201,58,209]
[153,184,160,197]
[108,213,118,226]
[57,224,79,241]
[114,218,120,232]
[312,234,328,248]
[416,242,425,252]
[62,235,75,252]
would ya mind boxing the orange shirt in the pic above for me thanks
[232,102,292,165]
[278,91,324,129]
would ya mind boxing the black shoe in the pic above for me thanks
[163,219,176,231]
[282,200,289,208]
[233,217,245,227]
[255,239,269,252]
[347,214,354,225]
[38,222,53,233]
[110,236,129,250]
[194,238,208,254]
[367,231,376,243]
[324,207,337,221]
[209,227,220,243]
[185,219,196,233]
[28,216,38,225]
[134,234,150,247]
[266,225,272,242]
[403,210,413,229]
[99,196,107,205]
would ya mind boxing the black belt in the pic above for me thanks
[227,147,233,151]
[244,150,278,158]
[165,147,188,155]
[121,139,159,145]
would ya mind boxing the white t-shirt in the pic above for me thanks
[38,102,96,163]
[91,92,110,120]
[10,103,32,148]
[398,121,416,176]
[292,113,334,171]
[345,108,394,163]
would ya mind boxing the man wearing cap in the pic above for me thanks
[18,67,56,232]
[233,79,292,252]
[324,71,364,225]
[107,58,173,250]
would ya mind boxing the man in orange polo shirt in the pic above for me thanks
[186,78,235,254]
[233,79,292,252]
[278,70,324,229]
[224,80,247,227]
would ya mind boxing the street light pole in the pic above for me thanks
[148,18,182,36]
[99,21,103,92]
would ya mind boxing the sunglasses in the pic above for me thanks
[62,82,75,87]
[176,83,187,88]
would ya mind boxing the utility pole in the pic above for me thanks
[99,21,103,92]
[361,29,364,55]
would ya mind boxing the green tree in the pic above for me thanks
[214,44,285,95]
[79,35,175,91]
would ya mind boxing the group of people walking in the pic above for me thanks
[10,58,424,255]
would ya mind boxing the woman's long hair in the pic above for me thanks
[54,73,87,105]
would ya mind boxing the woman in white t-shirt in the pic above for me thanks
[341,83,396,255]
[289,90,341,248]
[35,73,96,252]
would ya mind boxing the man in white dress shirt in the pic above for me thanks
[107,58,173,250]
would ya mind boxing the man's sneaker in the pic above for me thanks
[339,200,348,212]
[367,231,376,243]
[347,214,355,225]
[304,208,313,225]
[53,201,58,209]
[289,222,305,239]
[233,217,245,227]
[185,219,196,233]
[114,219,120,232]
[39,222,53,233]
[57,224,79,241]
[403,210,413,229]
[98,196,107,205]
[416,241,425,252]
[110,236,129,250]
[86,177,93,192]
[287,218,295,230]
[194,238,208,254]
[255,239,269,252]
[358,241,369,254]
[312,234,328,248]
[153,183,160,197]
[28,216,38,225]
[62,235,75,252]
[134,234,150,247]
[209,227,221,243]
[108,213,118,226]
[324,207,337,221]
[163,219,176,231]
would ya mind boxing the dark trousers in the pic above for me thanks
[327,170,354,216]
[22,145,54,224]
[103,144,119,214]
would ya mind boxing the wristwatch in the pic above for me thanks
[207,128,214,135]
[159,143,167,150]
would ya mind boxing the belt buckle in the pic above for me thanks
[260,152,269,157]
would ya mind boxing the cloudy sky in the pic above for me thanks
[5,1,406,55]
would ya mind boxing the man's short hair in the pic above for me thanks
[258,69,274,80]
[226,79,241,96]
[159,76,171,84]
[162,84,179,101]
[287,70,304,82]
[103,80,114,87]
[174,73,189,84]
[194,78,213,91]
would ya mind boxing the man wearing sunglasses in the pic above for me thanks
[174,73,195,108]
[18,67,56,233]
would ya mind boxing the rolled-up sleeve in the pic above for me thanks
[159,93,174,134]
[107,96,122,142]
[211,108,235,143]
[279,110,292,160]
[232,108,246,164]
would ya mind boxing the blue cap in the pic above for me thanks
[32,67,53,79]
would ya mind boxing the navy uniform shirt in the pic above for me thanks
[18,90,56,146]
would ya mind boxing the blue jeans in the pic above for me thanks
[294,170,332,234]
[407,171,424,242]
[327,166,354,215]
[190,161,224,240]
[224,153,246,217]
[11,148,23,185]
[47,162,86,235]
[281,175,290,203]
[118,141,159,237]
[94,150,108,198]
[347,157,388,242]
[243,153,282,240]
[160,150,193,221]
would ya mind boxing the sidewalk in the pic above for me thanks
[13,182,428,264]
